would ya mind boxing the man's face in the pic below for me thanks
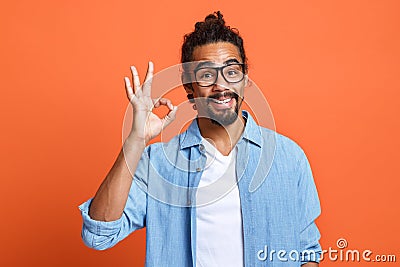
[187,42,247,126]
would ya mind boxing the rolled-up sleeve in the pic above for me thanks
[297,150,322,265]
[78,148,150,250]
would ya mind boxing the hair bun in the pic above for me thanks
[194,11,225,30]
[204,11,225,25]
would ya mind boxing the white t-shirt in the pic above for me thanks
[195,138,244,267]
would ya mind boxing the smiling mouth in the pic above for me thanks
[210,98,232,104]
[207,91,238,104]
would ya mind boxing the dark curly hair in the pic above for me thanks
[181,11,248,97]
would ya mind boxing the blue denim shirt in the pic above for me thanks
[79,110,322,266]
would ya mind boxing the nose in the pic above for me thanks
[213,70,230,91]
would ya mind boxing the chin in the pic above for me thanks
[207,105,239,126]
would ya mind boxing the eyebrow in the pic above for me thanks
[194,58,241,70]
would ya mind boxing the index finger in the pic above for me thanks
[142,61,153,97]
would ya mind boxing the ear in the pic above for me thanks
[181,71,194,94]
[183,83,196,103]
[244,74,250,87]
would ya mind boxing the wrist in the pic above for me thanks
[125,134,147,148]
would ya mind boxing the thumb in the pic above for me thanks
[161,105,178,129]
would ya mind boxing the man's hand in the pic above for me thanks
[124,61,178,144]
[89,61,177,222]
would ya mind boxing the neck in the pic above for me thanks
[197,110,246,156]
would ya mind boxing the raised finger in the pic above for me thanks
[124,76,134,101]
[142,61,153,97]
[130,65,142,97]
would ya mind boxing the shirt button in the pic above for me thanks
[199,144,205,152]
[196,167,202,172]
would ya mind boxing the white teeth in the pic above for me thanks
[212,98,231,104]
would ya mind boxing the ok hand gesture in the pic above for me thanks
[124,61,178,144]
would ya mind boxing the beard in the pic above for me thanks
[205,91,242,126]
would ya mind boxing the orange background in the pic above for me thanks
[1,0,399,266]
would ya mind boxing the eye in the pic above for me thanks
[196,69,215,80]
[227,69,239,76]
[225,67,240,77]
[202,72,214,79]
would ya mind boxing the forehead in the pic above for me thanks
[192,42,242,64]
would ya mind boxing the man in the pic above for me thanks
[79,11,322,267]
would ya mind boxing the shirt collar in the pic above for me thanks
[179,110,262,150]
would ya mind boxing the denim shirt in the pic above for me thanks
[79,110,322,267]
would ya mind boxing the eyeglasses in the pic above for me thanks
[194,63,245,87]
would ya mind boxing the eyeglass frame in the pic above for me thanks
[193,63,246,87]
